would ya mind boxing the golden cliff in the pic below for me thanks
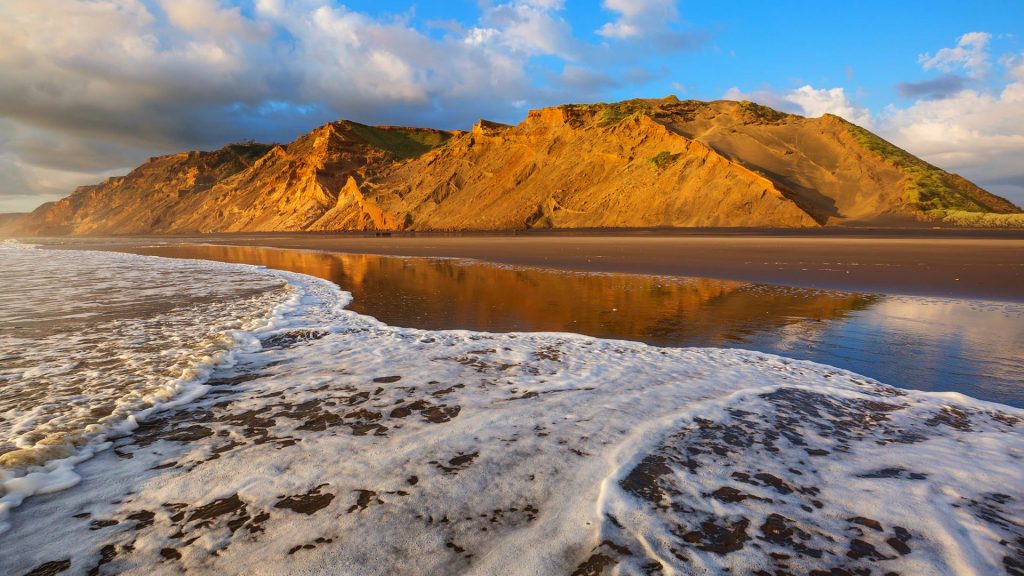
[8,97,1020,235]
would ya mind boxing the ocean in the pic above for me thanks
[1,241,1022,575]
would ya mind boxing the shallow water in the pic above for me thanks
[0,244,294,534]
[2,242,1024,573]
[1,245,1021,575]
[130,243,1024,407]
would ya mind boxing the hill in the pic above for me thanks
[7,97,1021,235]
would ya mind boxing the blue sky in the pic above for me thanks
[1,0,1022,210]
[334,0,1023,111]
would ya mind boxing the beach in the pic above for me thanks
[70,231,1024,303]
[1,242,1022,575]
[4,2,1024,573]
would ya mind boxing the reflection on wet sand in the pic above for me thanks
[130,243,1024,406]
[134,244,875,348]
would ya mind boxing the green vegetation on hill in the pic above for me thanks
[595,100,653,126]
[648,151,679,170]
[556,97,686,127]
[349,124,452,160]
[225,141,273,162]
[738,100,790,124]
[927,210,1024,228]
[844,122,998,213]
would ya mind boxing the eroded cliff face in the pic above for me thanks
[17,143,273,235]
[163,122,450,233]
[9,98,1019,235]
[362,104,817,230]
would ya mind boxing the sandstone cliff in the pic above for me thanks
[8,97,1020,235]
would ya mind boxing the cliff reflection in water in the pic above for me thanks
[132,243,1024,406]
[136,244,874,347]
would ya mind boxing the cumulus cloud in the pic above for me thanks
[0,0,689,211]
[596,0,706,52]
[879,66,1024,206]
[875,34,1024,206]
[597,0,677,39]
[722,33,1024,207]
[722,85,871,127]
[160,0,262,37]
[477,0,577,58]
[919,32,992,79]
[784,86,872,127]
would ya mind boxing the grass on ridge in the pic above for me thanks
[843,122,995,213]
[224,141,273,162]
[349,124,452,160]
[597,100,654,127]
[927,210,1024,228]
[738,100,790,124]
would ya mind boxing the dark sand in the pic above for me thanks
[140,231,1024,302]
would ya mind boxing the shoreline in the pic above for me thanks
[3,245,1022,575]
[62,241,1024,407]
[57,232,1024,303]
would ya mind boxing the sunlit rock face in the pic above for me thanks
[12,98,1020,235]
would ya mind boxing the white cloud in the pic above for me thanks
[597,0,677,39]
[464,27,499,46]
[877,64,1024,206]
[1005,53,1024,81]
[724,34,1024,208]
[785,85,872,127]
[479,1,576,57]
[595,0,704,52]
[159,0,260,37]
[919,32,991,79]
[875,34,1024,206]
[722,85,872,127]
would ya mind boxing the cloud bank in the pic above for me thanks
[0,0,704,211]
[0,5,1021,212]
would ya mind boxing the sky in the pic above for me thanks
[1,0,1023,212]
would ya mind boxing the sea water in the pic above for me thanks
[0,242,1021,575]
[0,242,293,532]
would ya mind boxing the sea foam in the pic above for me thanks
[0,246,297,535]
[0,247,1021,575]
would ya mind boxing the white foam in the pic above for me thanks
[0,248,300,535]
[0,250,1020,575]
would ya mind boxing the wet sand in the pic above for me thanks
[4,254,1022,575]
[160,232,1024,302]
[123,244,1024,406]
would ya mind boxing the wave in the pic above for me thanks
[0,250,1021,575]
[0,248,298,535]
